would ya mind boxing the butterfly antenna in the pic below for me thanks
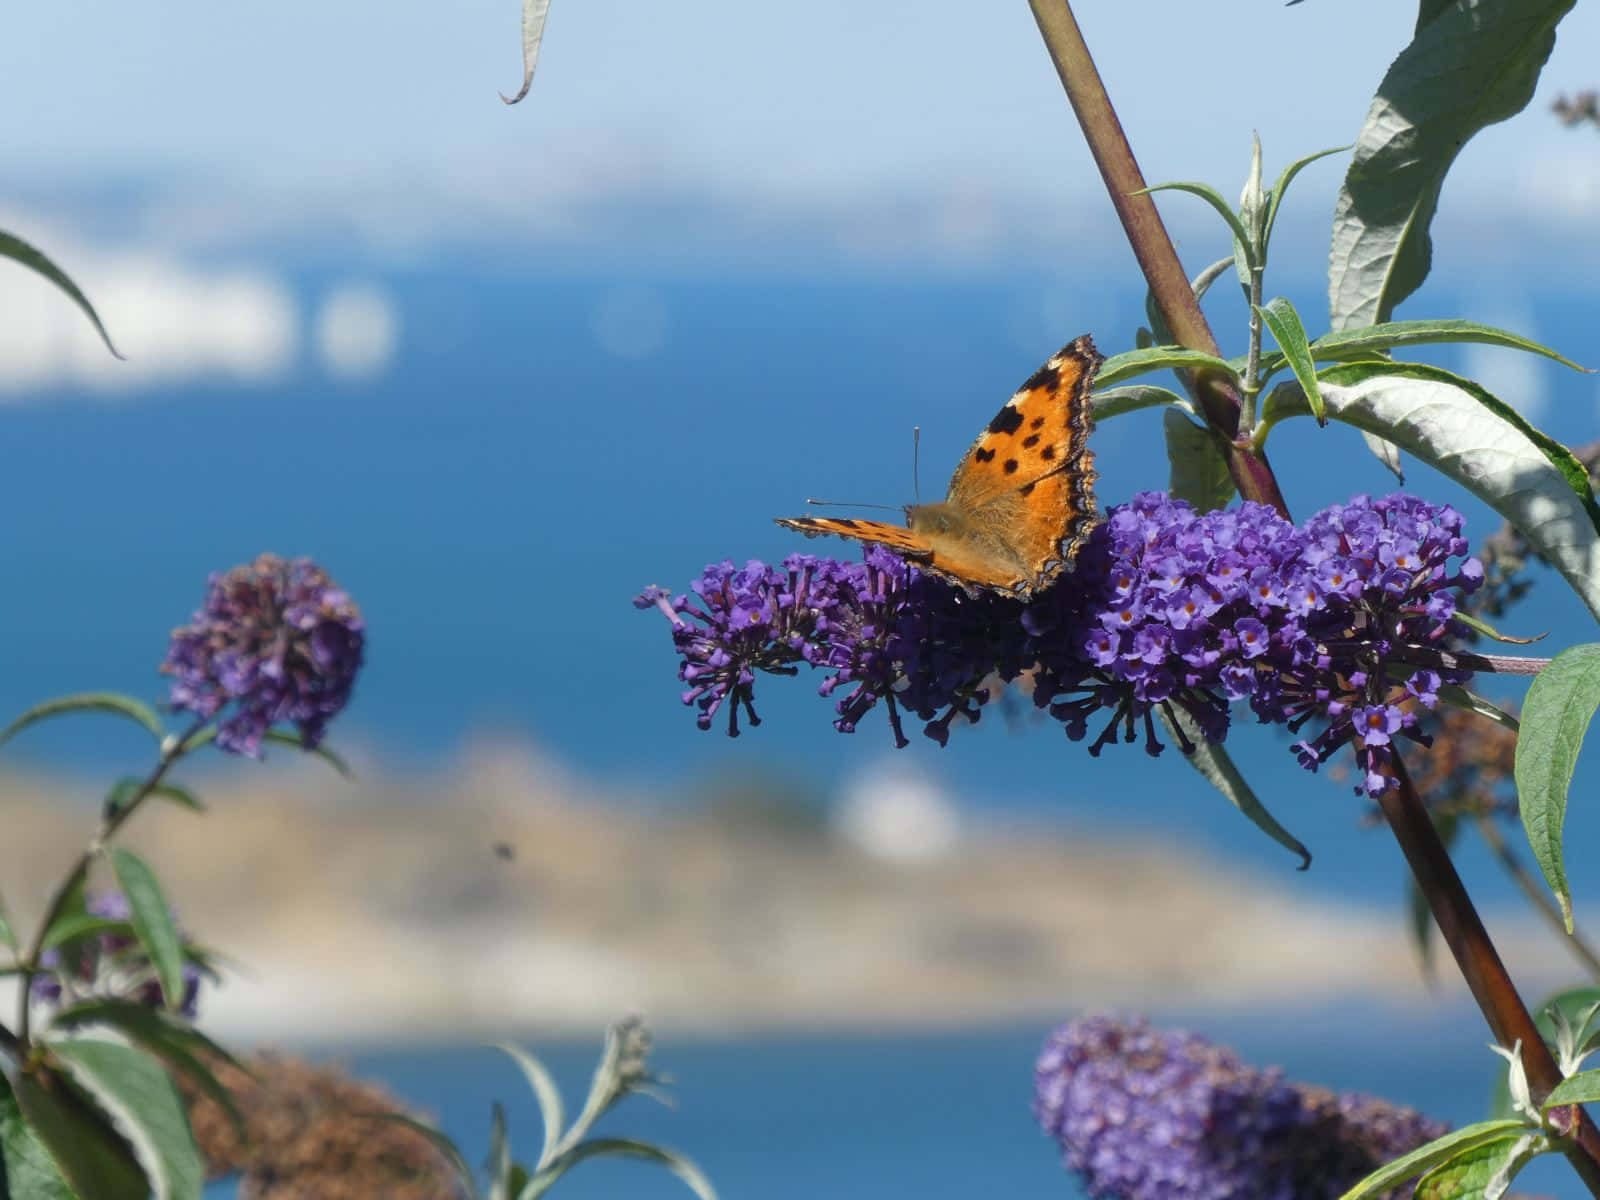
[804,498,903,511]
[912,426,922,505]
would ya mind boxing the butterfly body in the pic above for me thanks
[777,334,1101,598]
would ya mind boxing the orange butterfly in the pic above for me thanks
[776,334,1101,598]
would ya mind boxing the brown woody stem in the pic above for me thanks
[1025,0,1290,519]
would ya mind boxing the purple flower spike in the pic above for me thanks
[1034,1015,1446,1199]
[162,555,364,757]
[643,491,1483,799]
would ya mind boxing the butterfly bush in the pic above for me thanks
[637,492,1483,797]
[1033,1015,1446,1200]
[30,890,204,1018]
[162,553,366,757]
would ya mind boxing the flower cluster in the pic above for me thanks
[31,890,204,1018]
[1033,1015,1446,1199]
[162,554,365,756]
[640,493,1483,796]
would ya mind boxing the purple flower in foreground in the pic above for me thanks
[1033,1015,1446,1200]
[641,493,1482,795]
[31,891,203,1018]
[162,554,365,756]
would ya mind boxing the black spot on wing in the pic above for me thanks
[1003,459,1019,474]
[1019,481,1036,497]
[987,404,1025,436]
[1022,363,1061,394]
[1030,416,1045,430]
[1022,434,1040,449]
[974,446,996,463]
[1041,445,1056,461]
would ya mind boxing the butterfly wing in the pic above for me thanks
[940,334,1101,592]
[773,516,1028,592]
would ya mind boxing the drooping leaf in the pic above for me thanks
[1098,346,1237,389]
[107,849,188,1012]
[0,231,121,359]
[1159,705,1309,867]
[1543,1067,1600,1108]
[0,693,164,751]
[1514,644,1600,932]
[1329,0,1575,331]
[0,1069,77,1200]
[1256,297,1324,423]
[12,1065,148,1200]
[103,779,203,820]
[1434,684,1519,733]
[261,729,355,778]
[1260,361,1600,621]
[46,1036,202,1200]
[1163,409,1236,512]
[1137,181,1255,268]
[501,0,553,105]
[1335,1119,1528,1199]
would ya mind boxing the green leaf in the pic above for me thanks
[13,1065,149,1200]
[107,849,188,1012]
[521,1138,718,1200]
[1544,1066,1600,1107]
[489,1102,513,1200]
[1159,704,1309,868]
[0,693,164,750]
[1514,644,1600,932]
[1136,181,1255,270]
[1329,0,1576,330]
[1098,346,1237,389]
[1261,144,1350,259]
[494,1043,566,1169]
[40,914,130,952]
[501,0,553,105]
[1260,361,1600,622]
[1256,297,1324,422]
[1336,1119,1528,1198]
[1162,409,1235,512]
[0,1069,77,1200]
[1435,684,1519,733]
[261,729,355,777]
[46,1036,202,1199]
[1414,1132,1539,1199]
[1296,319,1586,374]
[1092,384,1188,421]
[48,999,247,1140]
[1234,135,1265,289]
[0,231,121,360]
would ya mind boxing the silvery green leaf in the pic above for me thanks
[502,0,553,104]
[493,1042,566,1169]
[1329,0,1575,331]
[1235,134,1264,288]
[1335,1119,1529,1199]
[1255,297,1323,423]
[1261,144,1349,258]
[1260,361,1600,622]
[0,230,121,358]
[1163,409,1235,512]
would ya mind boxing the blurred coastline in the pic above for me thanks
[0,739,1576,1047]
